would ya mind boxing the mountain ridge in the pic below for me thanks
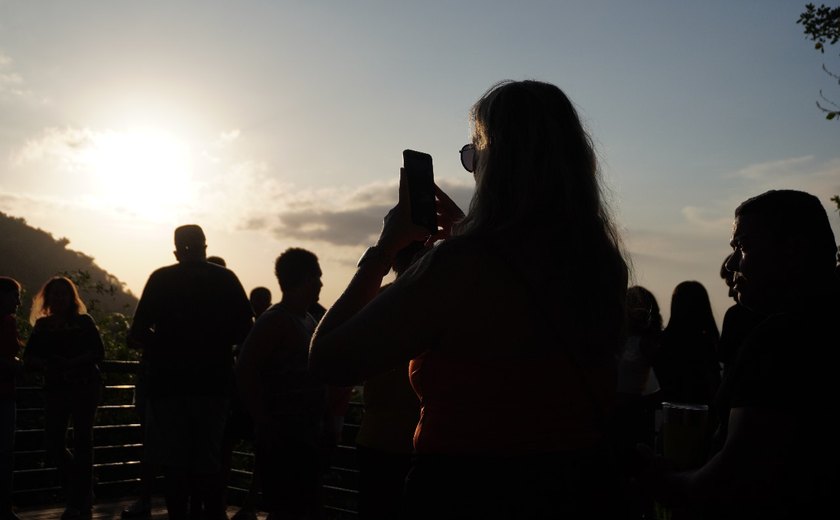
[0,211,138,318]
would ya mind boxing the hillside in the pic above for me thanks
[0,211,138,317]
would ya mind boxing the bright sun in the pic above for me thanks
[78,128,196,221]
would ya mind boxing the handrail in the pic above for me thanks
[13,360,361,517]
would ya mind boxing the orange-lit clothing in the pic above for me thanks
[409,349,614,455]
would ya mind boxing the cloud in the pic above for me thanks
[13,126,96,166]
[624,226,727,267]
[218,174,475,248]
[680,206,733,233]
[734,156,816,181]
[664,156,840,244]
[0,51,37,101]
[734,156,840,201]
[219,129,241,143]
[7,122,477,249]
[272,204,389,246]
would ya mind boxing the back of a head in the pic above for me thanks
[0,276,21,295]
[174,224,207,261]
[274,248,319,293]
[735,190,837,275]
[459,80,628,360]
[249,286,272,317]
[668,281,718,338]
[30,275,86,324]
[460,80,601,236]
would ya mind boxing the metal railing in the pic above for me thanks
[12,360,360,517]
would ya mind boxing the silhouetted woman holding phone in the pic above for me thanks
[24,277,104,520]
[310,80,628,518]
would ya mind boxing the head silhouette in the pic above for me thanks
[0,276,22,316]
[456,80,627,360]
[249,286,272,318]
[174,224,207,263]
[30,276,86,324]
[274,248,322,307]
[667,281,718,340]
[727,190,837,313]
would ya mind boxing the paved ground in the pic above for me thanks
[15,499,267,520]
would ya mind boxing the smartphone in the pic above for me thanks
[402,149,437,234]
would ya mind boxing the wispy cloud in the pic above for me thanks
[0,50,39,102]
[218,129,241,144]
[667,156,840,243]
[733,156,840,201]
[734,155,816,181]
[13,126,96,166]
[680,206,733,233]
[208,169,474,247]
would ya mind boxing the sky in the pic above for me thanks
[1,0,839,325]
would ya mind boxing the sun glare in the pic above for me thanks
[79,128,195,221]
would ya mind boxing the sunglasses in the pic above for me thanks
[459,144,476,173]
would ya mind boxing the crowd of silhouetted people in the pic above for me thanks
[3,79,840,520]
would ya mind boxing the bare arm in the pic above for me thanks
[309,169,463,384]
[643,406,796,511]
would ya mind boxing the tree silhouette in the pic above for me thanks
[798,3,840,120]
[0,211,138,359]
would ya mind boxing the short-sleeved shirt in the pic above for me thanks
[130,260,253,399]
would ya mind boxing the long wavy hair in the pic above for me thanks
[29,276,87,325]
[456,80,628,360]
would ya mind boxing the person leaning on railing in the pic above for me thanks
[23,276,104,520]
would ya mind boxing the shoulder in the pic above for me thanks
[144,264,180,286]
[254,305,298,332]
[204,262,245,286]
[401,236,501,281]
[76,313,98,328]
[32,316,51,331]
[430,235,493,261]
[150,263,180,277]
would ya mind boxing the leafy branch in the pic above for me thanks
[798,3,840,120]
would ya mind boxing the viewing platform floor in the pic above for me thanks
[15,499,267,520]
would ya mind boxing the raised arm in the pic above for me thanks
[309,169,461,385]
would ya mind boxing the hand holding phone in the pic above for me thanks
[402,149,437,234]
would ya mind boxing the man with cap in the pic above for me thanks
[129,225,253,520]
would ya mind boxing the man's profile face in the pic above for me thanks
[306,266,323,304]
[726,213,788,314]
